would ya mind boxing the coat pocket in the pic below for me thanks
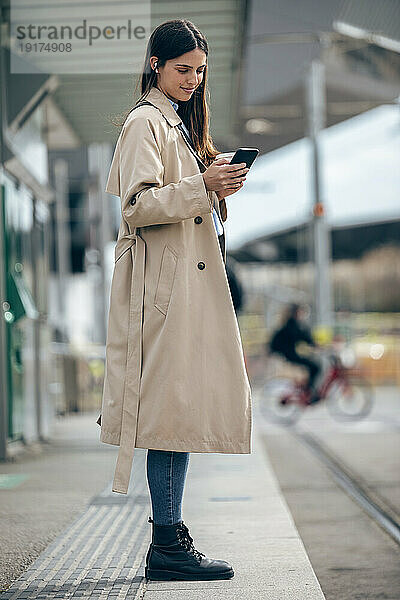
[154,244,178,316]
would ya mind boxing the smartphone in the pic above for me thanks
[230,147,259,170]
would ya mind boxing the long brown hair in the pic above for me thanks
[112,19,220,166]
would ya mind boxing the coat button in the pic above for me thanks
[194,216,202,224]
[197,261,205,270]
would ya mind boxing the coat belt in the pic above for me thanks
[112,230,146,494]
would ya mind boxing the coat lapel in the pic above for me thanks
[176,123,226,261]
[176,123,207,172]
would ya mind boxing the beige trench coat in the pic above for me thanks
[97,86,252,494]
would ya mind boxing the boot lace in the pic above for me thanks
[176,522,205,562]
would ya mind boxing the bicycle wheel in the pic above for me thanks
[259,377,303,425]
[326,376,374,421]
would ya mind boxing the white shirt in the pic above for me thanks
[167,97,224,237]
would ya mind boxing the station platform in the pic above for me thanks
[0,409,326,599]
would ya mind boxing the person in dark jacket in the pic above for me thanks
[268,303,321,404]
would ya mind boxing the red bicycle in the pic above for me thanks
[260,349,374,425]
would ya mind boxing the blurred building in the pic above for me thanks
[229,104,400,313]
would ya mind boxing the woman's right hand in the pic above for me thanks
[202,158,249,193]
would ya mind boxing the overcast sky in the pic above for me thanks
[225,104,400,250]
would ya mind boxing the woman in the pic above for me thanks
[97,19,252,581]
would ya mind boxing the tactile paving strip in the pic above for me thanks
[1,452,151,600]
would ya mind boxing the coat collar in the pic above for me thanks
[140,86,182,127]
[140,87,209,171]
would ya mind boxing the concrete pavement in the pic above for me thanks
[0,409,326,599]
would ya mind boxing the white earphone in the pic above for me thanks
[154,61,159,73]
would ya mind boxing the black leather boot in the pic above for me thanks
[145,516,234,581]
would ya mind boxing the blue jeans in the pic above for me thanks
[146,449,190,525]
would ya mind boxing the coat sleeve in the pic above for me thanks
[116,114,214,228]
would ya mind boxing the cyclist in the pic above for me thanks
[267,303,321,404]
